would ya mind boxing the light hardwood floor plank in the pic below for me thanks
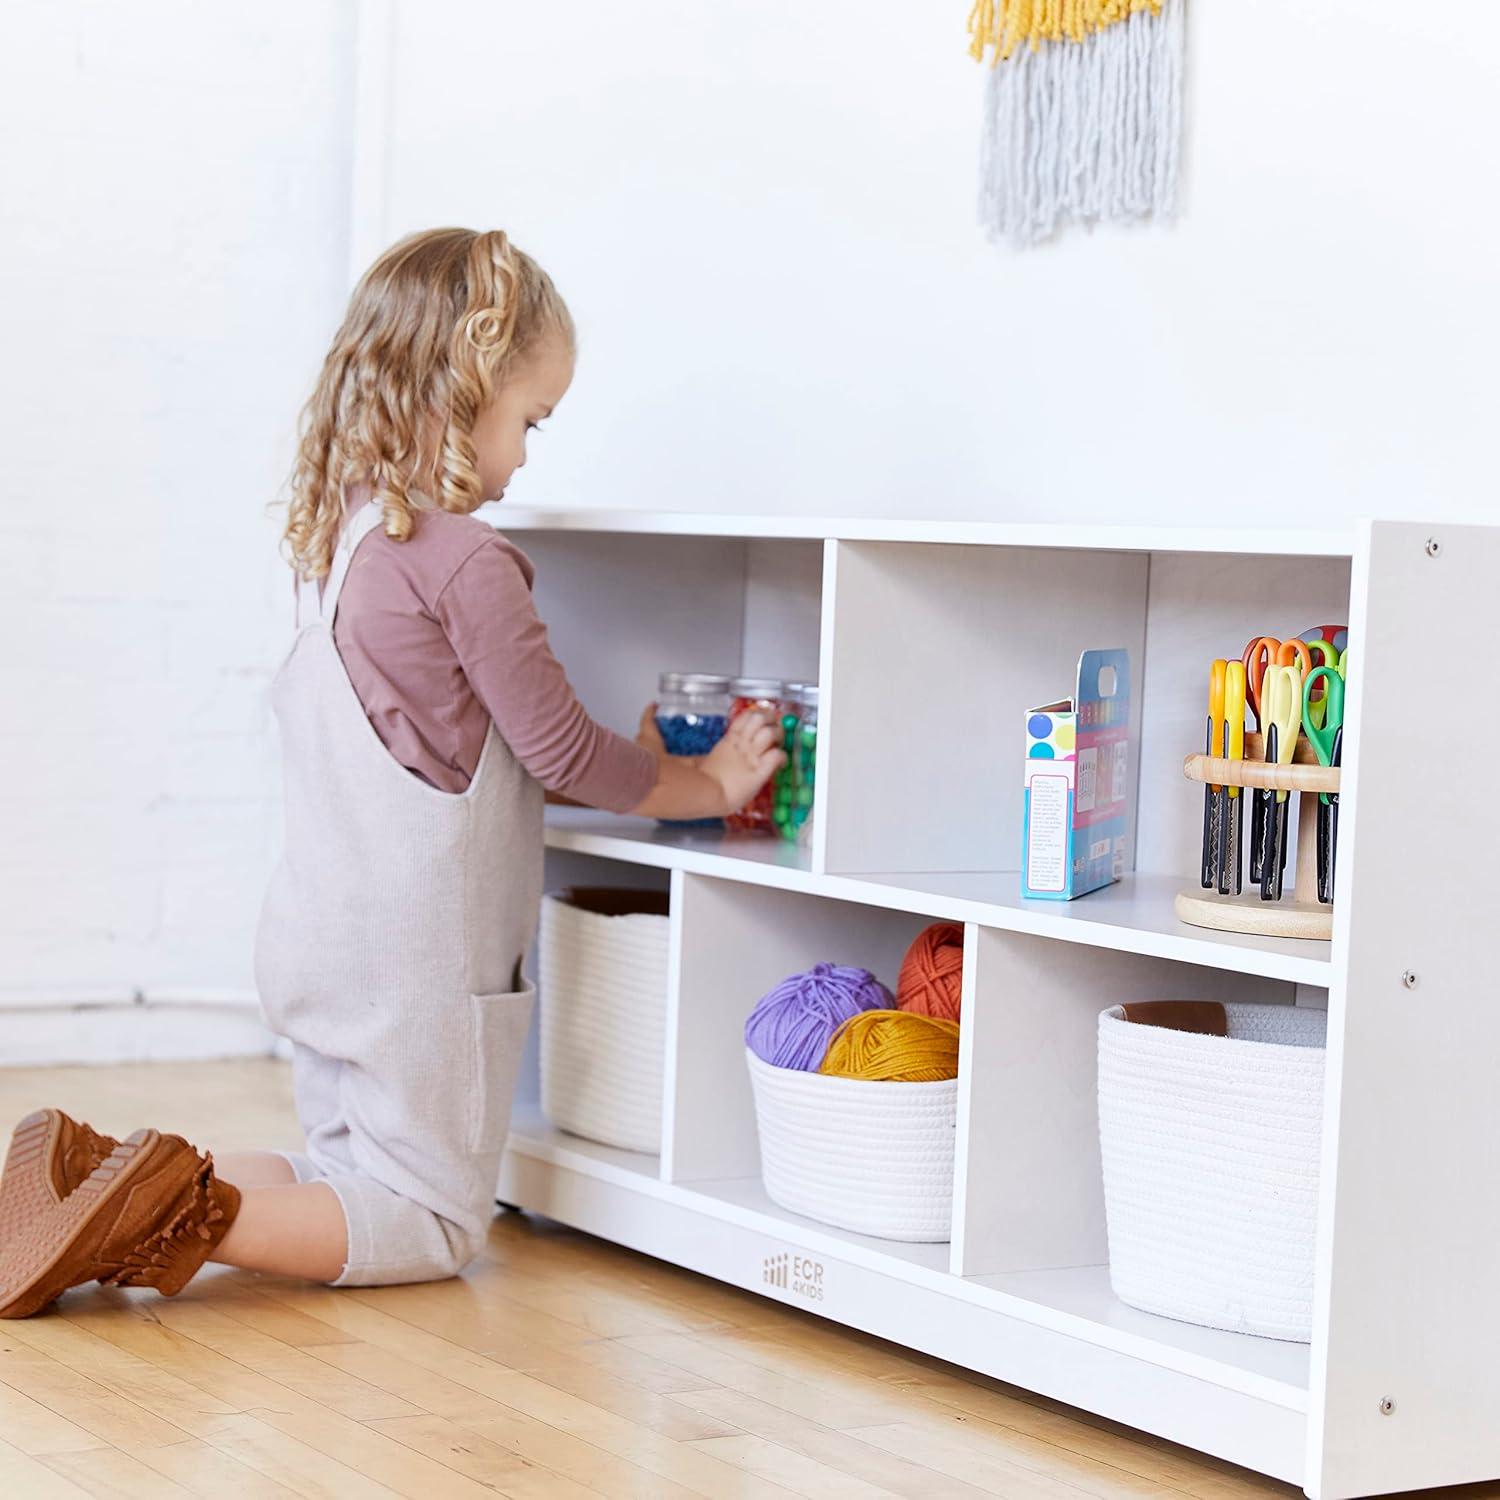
[39,1446,198,1499]
[612,1331,916,1430]
[208,1291,361,1350]
[516,1355,744,1443]
[145,1301,422,1421]
[0,1334,189,1451]
[125,1437,301,1499]
[170,1410,403,1500]
[844,1421,1125,1500]
[55,1304,476,1497]
[365,1412,615,1499]
[0,1434,97,1498]
[669,1386,1001,1500]
[0,1366,111,1456]
[710,1315,1288,1499]
[687,1431,909,1499]
[258,1301,710,1499]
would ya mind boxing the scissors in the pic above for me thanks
[1302,658,1347,903]
[1242,637,1278,733]
[1242,637,1311,884]
[1201,660,1227,890]
[1301,639,1340,730]
[1220,660,1246,896]
[1259,664,1302,902]
[1241,637,1280,882]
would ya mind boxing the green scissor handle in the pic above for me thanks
[1302,665,1345,803]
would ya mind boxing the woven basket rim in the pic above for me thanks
[744,1045,959,1094]
[543,887,671,920]
[1098,1005,1326,1057]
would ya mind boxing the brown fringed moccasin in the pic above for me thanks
[0,1109,119,1233]
[0,1129,241,1319]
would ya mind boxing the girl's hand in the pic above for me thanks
[702,710,785,814]
[625,705,784,822]
[636,703,668,758]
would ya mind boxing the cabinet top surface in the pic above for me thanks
[487,507,1356,557]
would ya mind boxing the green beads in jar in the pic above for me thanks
[772,684,818,845]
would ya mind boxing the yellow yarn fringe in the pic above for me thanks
[819,1011,961,1083]
[966,0,1161,63]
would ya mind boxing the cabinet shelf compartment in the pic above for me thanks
[663,875,958,1239]
[521,528,823,750]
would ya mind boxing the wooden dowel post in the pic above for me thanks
[1294,790,1321,904]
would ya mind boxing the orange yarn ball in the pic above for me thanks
[896,922,965,1021]
[818,1010,960,1082]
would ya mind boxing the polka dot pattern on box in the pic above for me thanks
[1026,712,1077,762]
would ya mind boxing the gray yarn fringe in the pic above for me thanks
[978,0,1184,248]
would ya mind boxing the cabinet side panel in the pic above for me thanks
[1309,521,1500,1498]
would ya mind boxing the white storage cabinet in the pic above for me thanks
[492,511,1498,1500]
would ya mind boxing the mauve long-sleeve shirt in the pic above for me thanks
[331,507,656,809]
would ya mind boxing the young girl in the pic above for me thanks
[0,228,783,1314]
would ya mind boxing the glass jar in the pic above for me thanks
[655,672,731,828]
[772,684,818,846]
[726,677,790,833]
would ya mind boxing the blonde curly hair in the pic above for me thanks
[284,227,574,579]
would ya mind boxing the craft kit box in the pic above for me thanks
[1022,648,1133,900]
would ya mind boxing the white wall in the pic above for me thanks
[376,1,1499,529]
[4,2,1495,1034]
[1,3,355,1016]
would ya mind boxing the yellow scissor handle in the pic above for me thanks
[1208,659,1227,793]
[1264,664,1302,803]
[1224,660,1246,800]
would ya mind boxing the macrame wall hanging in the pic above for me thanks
[967,0,1185,247]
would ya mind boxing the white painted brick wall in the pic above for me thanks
[2,2,356,1006]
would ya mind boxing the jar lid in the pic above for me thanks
[730,676,785,698]
[658,672,731,694]
[786,682,819,706]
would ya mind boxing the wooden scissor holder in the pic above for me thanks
[1175,732,1340,941]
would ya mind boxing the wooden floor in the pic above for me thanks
[0,1063,1487,1500]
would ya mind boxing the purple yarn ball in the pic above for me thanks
[744,962,894,1071]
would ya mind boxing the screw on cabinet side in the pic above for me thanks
[1380,1397,1396,1415]
[1425,538,1442,558]
[1401,970,1419,989]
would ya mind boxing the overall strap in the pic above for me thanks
[295,500,385,628]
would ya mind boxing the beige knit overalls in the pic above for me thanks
[254,501,542,1286]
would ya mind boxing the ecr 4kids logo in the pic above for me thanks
[762,1249,825,1303]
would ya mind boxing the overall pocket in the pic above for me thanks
[467,980,537,1155]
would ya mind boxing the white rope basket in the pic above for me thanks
[1098,1001,1327,1342]
[746,1047,957,1242]
[539,888,669,1154]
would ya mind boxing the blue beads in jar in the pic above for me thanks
[656,672,731,828]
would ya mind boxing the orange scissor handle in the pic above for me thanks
[1276,638,1312,678]
[1242,636,1280,730]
